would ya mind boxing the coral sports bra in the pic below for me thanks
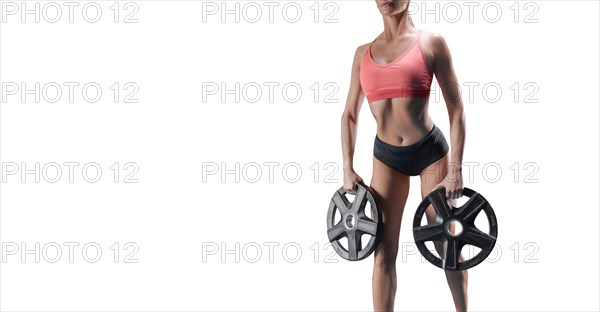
[360,29,433,103]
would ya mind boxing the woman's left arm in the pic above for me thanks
[432,33,466,199]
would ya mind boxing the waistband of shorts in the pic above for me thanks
[375,124,438,151]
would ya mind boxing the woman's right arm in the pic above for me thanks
[341,46,366,194]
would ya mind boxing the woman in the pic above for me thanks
[340,0,467,311]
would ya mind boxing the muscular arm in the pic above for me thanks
[341,46,366,172]
[432,34,466,172]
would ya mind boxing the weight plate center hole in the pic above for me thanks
[446,219,463,237]
[345,214,356,229]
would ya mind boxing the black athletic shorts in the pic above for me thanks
[373,124,449,176]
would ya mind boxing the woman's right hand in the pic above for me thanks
[343,169,365,195]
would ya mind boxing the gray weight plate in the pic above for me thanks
[326,183,383,261]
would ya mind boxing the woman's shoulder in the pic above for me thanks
[350,40,373,65]
[357,40,373,55]
[418,29,446,47]
[417,29,450,63]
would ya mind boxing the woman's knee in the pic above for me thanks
[374,241,399,268]
[433,241,445,257]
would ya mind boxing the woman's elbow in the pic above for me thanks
[341,111,358,125]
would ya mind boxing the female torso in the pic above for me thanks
[360,28,437,146]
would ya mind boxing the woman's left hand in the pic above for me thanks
[432,168,464,199]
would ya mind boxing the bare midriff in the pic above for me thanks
[368,96,435,146]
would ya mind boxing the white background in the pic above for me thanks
[1,0,598,311]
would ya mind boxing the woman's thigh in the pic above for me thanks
[370,156,411,251]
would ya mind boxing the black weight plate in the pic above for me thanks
[412,187,498,270]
